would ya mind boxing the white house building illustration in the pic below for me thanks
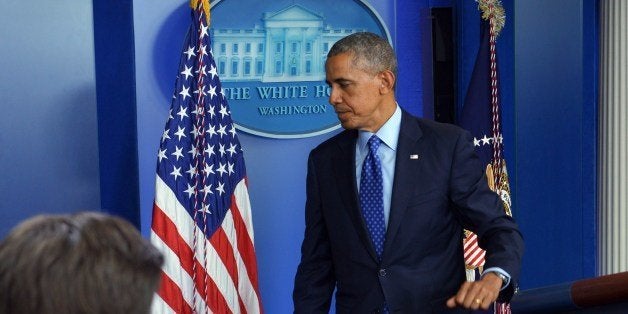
[211,4,367,82]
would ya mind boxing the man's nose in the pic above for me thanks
[329,88,340,105]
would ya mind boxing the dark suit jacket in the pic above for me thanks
[293,111,524,313]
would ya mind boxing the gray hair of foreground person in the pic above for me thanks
[0,212,164,314]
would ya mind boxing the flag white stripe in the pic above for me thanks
[233,180,255,243]
[150,232,203,311]
[150,290,176,314]
[200,225,240,314]
[464,241,479,253]
[466,249,481,263]
[154,176,195,246]
[467,248,485,263]
[220,209,260,314]
[233,182,262,313]
[463,234,478,247]
[464,240,480,254]
[464,234,486,267]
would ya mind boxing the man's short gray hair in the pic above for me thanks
[327,32,397,78]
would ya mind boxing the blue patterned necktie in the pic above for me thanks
[359,135,386,259]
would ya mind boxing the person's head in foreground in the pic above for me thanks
[0,212,163,314]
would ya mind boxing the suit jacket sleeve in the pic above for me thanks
[448,130,524,301]
[293,152,336,313]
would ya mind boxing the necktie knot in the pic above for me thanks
[367,135,381,154]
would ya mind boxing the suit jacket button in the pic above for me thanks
[378,269,387,277]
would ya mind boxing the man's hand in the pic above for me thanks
[445,272,503,310]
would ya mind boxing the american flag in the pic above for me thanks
[150,1,263,313]
[459,1,511,313]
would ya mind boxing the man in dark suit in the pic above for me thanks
[293,32,524,313]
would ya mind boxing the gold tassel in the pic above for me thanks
[476,0,505,37]
[190,0,211,26]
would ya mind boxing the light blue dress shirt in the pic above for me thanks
[355,105,511,289]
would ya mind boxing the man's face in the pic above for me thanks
[325,52,385,132]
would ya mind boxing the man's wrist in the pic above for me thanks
[481,272,505,291]
[481,267,511,290]
[491,271,508,288]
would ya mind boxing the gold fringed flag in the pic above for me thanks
[459,0,512,313]
[150,1,263,313]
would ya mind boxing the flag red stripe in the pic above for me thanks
[464,237,479,256]
[468,252,486,267]
[210,228,239,288]
[152,203,232,313]
[466,254,481,266]
[238,296,247,314]
[193,246,231,314]
[157,271,193,314]
[152,203,194,275]
[464,234,478,247]
[231,205,263,313]
[464,242,479,253]
[464,233,486,267]
[465,249,485,265]
[210,227,246,313]
[231,194,262,294]
[464,244,481,257]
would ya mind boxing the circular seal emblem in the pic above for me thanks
[209,0,391,138]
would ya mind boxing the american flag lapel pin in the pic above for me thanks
[410,154,419,160]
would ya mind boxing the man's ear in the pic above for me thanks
[379,70,396,94]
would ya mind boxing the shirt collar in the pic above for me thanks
[358,105,401,152]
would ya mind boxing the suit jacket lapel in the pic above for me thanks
[384,111,424,259]
[332,130,381,262]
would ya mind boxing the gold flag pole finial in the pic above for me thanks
[190,0,211,26]
[476,0,505,37]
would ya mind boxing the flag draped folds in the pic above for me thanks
[459,0,511,313]
[150,1,262,313]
